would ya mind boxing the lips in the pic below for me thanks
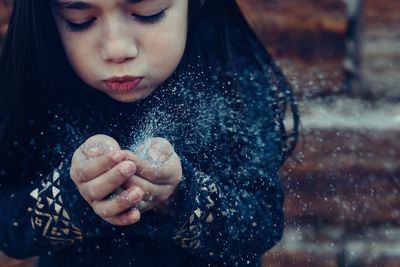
[104,76,142,93]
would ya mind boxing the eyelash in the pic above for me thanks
[65,10,166,32]
[134,10,166,24]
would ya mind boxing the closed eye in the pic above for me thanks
[65,18,96,31]
[63,9,166,32]
[132,10,166,24]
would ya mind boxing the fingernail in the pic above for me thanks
[131,209,140,222]
[113,151,125,162]
[121,162,135,176]
[87,146,102,157]
[128,187,142,202]
[148,147,160,160]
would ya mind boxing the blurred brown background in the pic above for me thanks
[236,0,400,266]
[1,0,400,266]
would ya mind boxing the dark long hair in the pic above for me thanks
[0,0,81,146]
[0,0,299,170]
[181,0,299,162]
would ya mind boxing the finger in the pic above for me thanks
[72,150,134,183]
[151,153,181,185]
[134,138,174,167]
[145,137,174,163]
[81,134,120,158]
[105,208,141,226]
[136,156,158,180]
[123,175,173,203]
[81,161,136,201]
[91,186,144,218]
[130,153,178,184]
[83,145,105,158]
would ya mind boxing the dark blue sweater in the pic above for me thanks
[0,71,285,267]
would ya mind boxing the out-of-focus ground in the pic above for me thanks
[1,0,400,266]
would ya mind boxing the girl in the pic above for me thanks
[0,0,299,266]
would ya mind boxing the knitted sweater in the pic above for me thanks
[0,70,285,267]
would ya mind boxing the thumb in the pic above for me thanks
[82,134,121,158]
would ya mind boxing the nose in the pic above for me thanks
[100,21,138,63]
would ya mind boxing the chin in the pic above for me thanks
[106,88,155,103]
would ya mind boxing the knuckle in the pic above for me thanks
[92,202,107,217]
[106,152,117,162]
[69,167,77,182]
[154,168,163,177]
[115,192,131,209]
[116,161,135,178]
[150,171,162,182]
[76,163,90,181]
[145,173,157,180]
[92,204,101,216]
[121,149,135,159]
[86,186,98,200]
[109,174,124,189]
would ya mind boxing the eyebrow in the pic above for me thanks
[52,0,146,10]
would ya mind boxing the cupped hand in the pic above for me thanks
[70,134,144,226]
[124,137,182,214]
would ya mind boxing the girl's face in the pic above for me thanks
[52,0,188,102]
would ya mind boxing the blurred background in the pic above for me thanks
[1,0,399,266]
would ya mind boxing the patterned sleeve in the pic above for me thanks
[0,156,106,259]
[0,106,117,259]
[132,113,285,265]
[27,161,83,246]
[134,155,284,266]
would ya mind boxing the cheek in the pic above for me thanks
[146,26,187,79]
[144,2,188,80]
[150,36,183,67]
[63,40,95,80]
[53,21,88,75]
